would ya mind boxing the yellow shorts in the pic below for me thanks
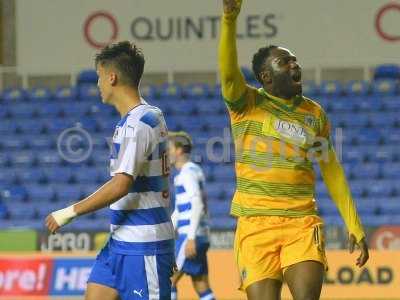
[234,215,328,291]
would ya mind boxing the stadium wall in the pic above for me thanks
[15,0,399,74]
[0,250,399,299]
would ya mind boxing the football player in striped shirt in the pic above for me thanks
[168,132,215,300]
[219,1,369,299]
[46,41,174,300]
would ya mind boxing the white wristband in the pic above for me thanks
[51,205,77,227]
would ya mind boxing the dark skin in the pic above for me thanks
[222,1,369,300]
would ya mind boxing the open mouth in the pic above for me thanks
[291,71,302,83]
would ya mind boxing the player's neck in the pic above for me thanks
[175,156,190,170]
[263,86,293,101]
[113,88,142,117]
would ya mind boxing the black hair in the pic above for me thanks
[169,131,193,154]
[251,45,278,84]
[95,41,145,88]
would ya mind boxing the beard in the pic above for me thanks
[271,72,302,100]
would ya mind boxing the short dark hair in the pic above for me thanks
[252,45,278,84]
[95,41,145,88]
[169,131,193,154]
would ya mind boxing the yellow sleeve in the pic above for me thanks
[317,110,365,242]
[218,12,247,111]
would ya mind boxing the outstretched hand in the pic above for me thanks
[349,234,369,268]
[222,0,243,17]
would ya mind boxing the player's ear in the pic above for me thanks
[109,72,118,86]
[261,70,272,84]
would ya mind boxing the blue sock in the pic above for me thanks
[171,286,177,300]
[198,288,215,300]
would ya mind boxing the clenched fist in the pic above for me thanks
[222,0,243,18]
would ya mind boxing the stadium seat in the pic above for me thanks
[317,199,338,216]
[60,103,90,118]
[210,216,236,230]
[27,135,55,150]
[43,167,73,184]
[36,150,63,166]
[208,200,231,217]
[17,119,45,134]
[355,129,382,145]
[169,100,197,115]
[371,79,398,96]
[196,100,226,115]
[1,135,27,150]
[383,99,400,112]
[374,64,400,80]
[381,163,400,179]
[9,202,36,219]
[15,167,45,184]
[368,112,397,128]
[379,201,400,215]
[73,167,100,184]
[7,103,36,119]
[54,184,82,202]
[357,98,384,112]
[1,186,27,202]
[0,169,18,185]
[365,180,394,198]
[345,80,370,96]
[27,87,52,101]
[302,81,319,97]
[320,81,343,97]
[0,153,9,167]
[348,181,365,198]
[54,86,78,101]
[89,103,117,117]
[159,83,184,99]
[140,84,160,99]
[0,120,19,135]
[206,182,225,200]
[353,162,381,179]
[1,88,27,102]
[212,164,235,182]
[184,83,212,99]
[9,151,36,167]
[24,184,54,202]
[78,84,100,102]
[337,113,368,128]
[384,130,400,144]
[77,69,98,85]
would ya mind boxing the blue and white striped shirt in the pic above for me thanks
[171,162,209,240]
[108,100,174,255]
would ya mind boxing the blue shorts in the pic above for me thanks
[88,244,174,300]
[175,235,210,277]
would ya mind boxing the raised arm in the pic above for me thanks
[219,0,246,103]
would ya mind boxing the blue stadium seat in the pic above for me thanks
[317,199,338,216]
[79,84,100,101]
[357,98,384,112]
[73,167,100,184]
[361,215,392,227]
[358,198,380,215]
[323,215,344,226]
[74,118,98,132]
[371,79,398,96]
[96,167,111,182]
[337,113,368,128]
[383,99,400,112]
[43,167,73,184]
[355,129,382,145]
[24,181,54,205]
[196,100,226,115]
[140,84,160,99]
[1,88,27,102]
[381,163,400,179]
[15,168,45,184]
[368,112,397,128]
[208,200,231,217]
[36,202,64,218]
[7,103,36,119]
[35,103,62,117]
[169,100,197,115]
[384,130,400,144]
[90,134,109,150]
[159,83,184,99]
[210,216,236,230]
[379,201,400,215]
[96,118,117,134]
[365,180,393,198]
[328,99,356,113]
[81,184,101,197]
[1,186,27,202]
[44,118,75,133]
[60,103,89,118]
[77,69,98,85]
[36,150,62,166]
[348,181,365,198]
[55,86,78,101]
[17,119,45,134]
[353,163,380,179]
[315,182,329,198]
[368,145,398,162]
[345,80,370,96]
[213,164,235,182]
[9,151,36,167]
[91,150,110,166]
[374,64,400,80]
[89,103,117,117]
[0,169,17,185]
[212,84,222,99]
[54,184,82,202]
[320,81,343,97]
[27,87,52,101]
[27,135,55,150]
[0,120,19,135]
[184,83,211,99]
[0,153,10,167]
[1,135,27,150]
[9,202,36,219]
[0,107,8,119]
[302,81,319,97]
[206,182,225,200]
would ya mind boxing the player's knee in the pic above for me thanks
[292,289,320,300]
